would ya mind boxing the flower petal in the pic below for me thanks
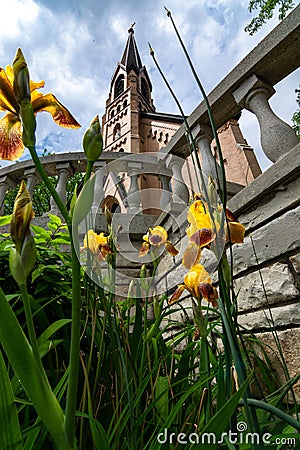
[189,228,215,247]
[0,67,18,113]
[226,221,245,244]
[139,241,150,257]
[148,226,168,246]
[182,243,202,269]
[32,92,80,128]
[30,79,45,93]
[198,283,218,307]
[165,241,179,257]
[186,200,214,238]
[168,284,187,304]
[83,230,99,254]
[0,113,24,160]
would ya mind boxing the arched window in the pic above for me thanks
[114,75,124,99]
[113,123,121,140]
[117,105,121,113]
[110,110,115,119]
[141,78,149,101]
[123,99,128,108]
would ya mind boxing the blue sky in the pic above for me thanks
[0,0,298,170]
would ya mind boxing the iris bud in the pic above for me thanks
[83,115,103,162]
[12,48,31,103]
[9,181,36,284]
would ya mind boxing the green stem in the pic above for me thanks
[27,145,69,222]
[65,236,82,447]
[239,398,300,432]
[164,7,227,207]
[84,159,94,184]
[19,283,45,380]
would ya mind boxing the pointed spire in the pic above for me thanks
[121,22,143,74]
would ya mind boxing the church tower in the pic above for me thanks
[101,24,261,212]
[102,24,183,155]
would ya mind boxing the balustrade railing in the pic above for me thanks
[0,152,185,218]
[160,5,299,180]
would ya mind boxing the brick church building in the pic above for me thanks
[101,24,261,211]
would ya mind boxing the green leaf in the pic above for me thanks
[0,215,12,226]
[0,350,23,449]
[155,376,169,423]
[37,319,71,347]
[47,213,62,230]
[199,377,250,449]
[0,287,71,449]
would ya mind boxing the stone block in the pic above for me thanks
[290,252,300,274]
[237,177,300,232]
[234,262,299,312]
[254,329,300,401]
[231,205,300,275]
[237,303,300,330]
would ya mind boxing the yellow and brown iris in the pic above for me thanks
[82,230,112,260]
[139,225,178,258]
[182,200,245,269]
[0,48,80,160]
[168,263,218,307]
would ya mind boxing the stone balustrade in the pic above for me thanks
[159,5,299,177]
[0,151,186,217]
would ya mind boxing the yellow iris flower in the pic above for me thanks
[168,264,218,307]
[183,200,245,269]
[0,48,80,161]
[139,225,178,257]
[83,230,112,260]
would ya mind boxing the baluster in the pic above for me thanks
[24,168,38,196]
[50,162,71,214]
[126,162,142,214]
[233,74,298,163]
[92,161,107,216]
[166,155,189,205]
[159,174,172,210]
[0,176,13,215]
[191,123,222,185]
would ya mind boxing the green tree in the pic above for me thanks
[292,87,300,138]
[245,0,295,35]
[4,172,83,216]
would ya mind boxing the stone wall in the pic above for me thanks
[158,143,300,398]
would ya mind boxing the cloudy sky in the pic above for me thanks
[0,0,298,170]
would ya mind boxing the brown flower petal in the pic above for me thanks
[182,243,202,270]
[165,241,179,257]
[0,113,23,160]
[139,241,150,257]
[32,92,80,128]
[168,284,186,304]
[198,283,218,307]
[189,228,215,247]
[226,221,245,244]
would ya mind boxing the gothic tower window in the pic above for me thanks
[114,75,124,99]
[141,78,149,101]
[113,123,121,140]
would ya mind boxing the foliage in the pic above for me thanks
[292,87,300,138]
[4,172,83,216]
[245,0,295,35]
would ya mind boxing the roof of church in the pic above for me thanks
[140,111,184,124]
[121,24,143,74]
